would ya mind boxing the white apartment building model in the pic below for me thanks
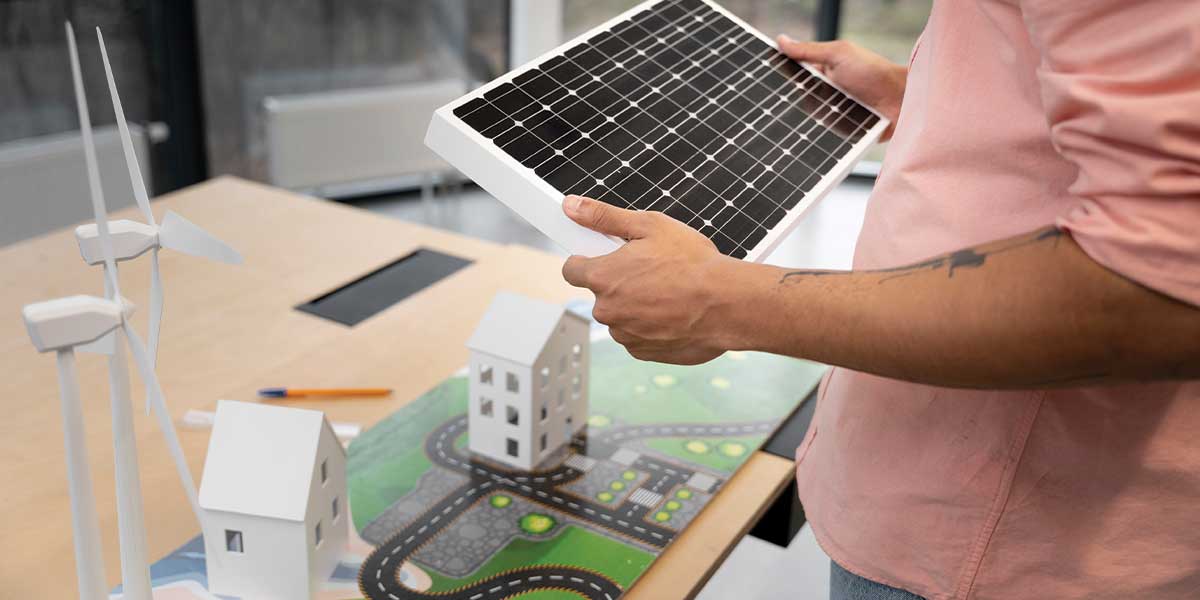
[466,292,590,471]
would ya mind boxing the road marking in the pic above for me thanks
[529,576,543,582]
[509,580,521,586]
[378,582,386,591]
[570,577,584,583]
[568,502,580,509]
[550,575,563,580]
[489,585,503,593]
[431,516,440,524]
[536,490,548,497]
[376,569,382,579]
[618,520,630,526]
[634,526,646,532]
[600,514,612,521]
[552,497,564,504]
[471,594,483,600]
[418,526,427,534]
[591,583,602,591]
[584,508,596,515]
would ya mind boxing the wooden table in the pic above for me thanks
[0,176,796,599]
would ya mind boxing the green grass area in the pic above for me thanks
[455,430,469,451]
[588,341,825,429]
[346,377,468,531]
[645,434,767,474]
[424,525,654,592]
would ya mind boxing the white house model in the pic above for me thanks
[199,400,347,600]
[466,292,590,471]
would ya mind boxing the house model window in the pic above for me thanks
[225,529,244,553]
[480,397,494,417]
[559,355,567,375]
[506,372,519,393]
[572,344,582,366]
[540,402,548,422]
[540,366,550,389]
[572,375,581,397]
[315,521,323,547]
[332,496,340,521]
[540,432,548,453]
[320,458,328,485]
[506,405,519,426]
[480,365,493,385]
[506,438,519,457]
[565,416,573,442]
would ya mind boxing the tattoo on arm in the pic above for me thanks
[779,227,1065,284]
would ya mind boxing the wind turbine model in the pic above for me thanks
[22,295,126,600]
[61,22,214,599]
[74,29,242,370]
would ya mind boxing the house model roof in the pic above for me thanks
[466,292,588,366]
[199,400,343,522]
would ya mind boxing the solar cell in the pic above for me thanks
[427,0,888,261]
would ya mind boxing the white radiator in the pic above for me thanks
[0,123,156,247]
[263,81,467,198]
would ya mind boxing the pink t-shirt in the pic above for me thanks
[796,1,1200,599]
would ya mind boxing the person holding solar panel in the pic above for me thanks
[562,1,1200,599]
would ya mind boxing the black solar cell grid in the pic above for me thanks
[453,0,880,259]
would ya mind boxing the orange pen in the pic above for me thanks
[258,387,392,398]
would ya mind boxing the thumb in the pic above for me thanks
[777,35,842,68]
[563,195,650,239]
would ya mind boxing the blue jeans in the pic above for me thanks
[830,561,926,600]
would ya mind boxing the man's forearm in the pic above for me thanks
[714,227,1200,388]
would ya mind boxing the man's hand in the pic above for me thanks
[560,195,740,365]
[777,36,908,139]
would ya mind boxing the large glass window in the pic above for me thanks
[840,0,930,66]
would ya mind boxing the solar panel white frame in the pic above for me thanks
[426,0,889,262]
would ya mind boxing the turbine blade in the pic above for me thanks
[159,211,243,264]
[146,249,163,414]
[97,27,154,226]
[67,22,121,300]
[122,323,204,529]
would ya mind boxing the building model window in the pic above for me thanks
[320,458,328,485]
[506,372,519,393]
[315,521,323,547]
[332,496,340,521]
[540,366,550,389]
[507,438,519,457]
[225,529,244,553]
[506,405,519,426]
[480,365,493,385]
[481,397,494,417]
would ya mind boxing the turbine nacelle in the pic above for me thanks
[22,295,134,352]
[75,220,157,265]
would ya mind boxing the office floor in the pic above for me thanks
[347,178,875,600]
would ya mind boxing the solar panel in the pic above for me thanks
[426,0,888,261]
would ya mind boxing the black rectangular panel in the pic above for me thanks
[296,249,472,326]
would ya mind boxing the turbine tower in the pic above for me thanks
[22,296,126,600]
[61,22,227,599]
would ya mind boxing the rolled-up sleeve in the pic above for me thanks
[1021,0,1200,306]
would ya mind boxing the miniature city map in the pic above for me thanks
[141,323,824,599]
